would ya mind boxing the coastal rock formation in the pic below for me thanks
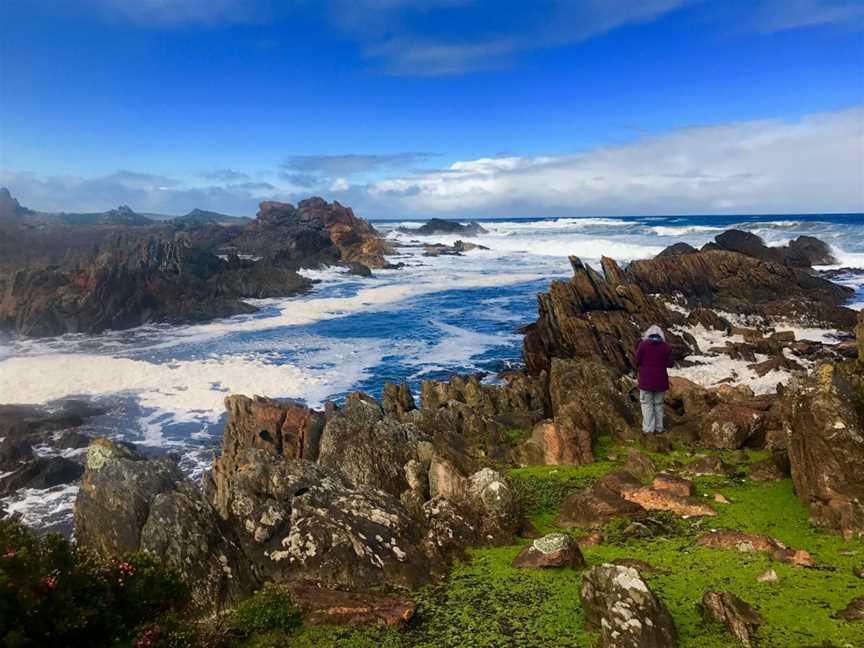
[580,563,678,648]
[397,218,488,237]
[522,256,691,375]
[707,229,836,267]
[74,438,256,613]
[0,236,311,336]
[785,363,864,537]
[627,249,854,329]
[231,197,392,269]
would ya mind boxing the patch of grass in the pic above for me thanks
[507,461,617,529]
[230,584,302,646]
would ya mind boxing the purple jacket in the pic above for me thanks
[634,338,673,392]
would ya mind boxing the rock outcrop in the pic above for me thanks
[785,363,864,537]
[699,591,764,647]
[397,218,488,237]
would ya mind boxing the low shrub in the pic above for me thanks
[0,516,190,648]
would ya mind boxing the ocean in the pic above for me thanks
[2,213,863,532]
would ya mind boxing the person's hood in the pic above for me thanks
[643,324,665,341]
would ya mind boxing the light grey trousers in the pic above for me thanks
[640,389,665,433]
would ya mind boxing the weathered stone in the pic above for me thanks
[318,393,424,497]
[696,530,815,567]
[512,418,593,465]
[0,456,83,495]
[701,403,764,449]
[621,486,716,518]
[580,563,678,648]
[785,363,864,536]
[555,483,646,529]
[651,473,695,497]
[467,467,520,541]
[756,569,778,583]
[512,533,586,569]
[428,455,468,500]
[75,438,256,614]
[382,381,416,417]
[291,587,416,626]
[748,458,786,481]
[699,591,764,646]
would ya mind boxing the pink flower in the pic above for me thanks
[2,550,16,559]
[41,576,58,590]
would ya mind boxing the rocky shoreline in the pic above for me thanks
[2,214,864,645]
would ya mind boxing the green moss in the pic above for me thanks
[250,451,864,648]
[507,461,617,529]
[501,427,530,447]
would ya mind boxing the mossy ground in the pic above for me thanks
[240,438,864,648]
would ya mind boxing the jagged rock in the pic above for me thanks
[345,261,372,277]
[686,307,731,331]
[834,597,864,621]
[512,533,586,569]
[580,563,678,648]
[422,240,489,256]
[696,530,815,567]
[75,438,256,613]
[318,393,424,497]
[627,249,855,329]
[467,467,520,541]
[787,235,837,266]
[209,447,430,590]
[522,256,688,376]
[382,381,416,417]
[290,587,416,626]
[651,473,695,497]
[598,470,644,496]
[428,455,468,500]
[549,357,639,447]
[623,449,657,481]
[555,482,646,529]
[210,395,325,516]
[700,403,764,449]
[785,363,864,537]
[699,591,764,646]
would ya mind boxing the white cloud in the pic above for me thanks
[368,106,864,215]
[4,107,862,218]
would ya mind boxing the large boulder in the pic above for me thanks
[318,393,424,497]
[785,363,864,537]
[75,438,256,613]
[580,563,678,647]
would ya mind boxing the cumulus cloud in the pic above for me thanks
[367,106,864,216]
[4,107,861,218]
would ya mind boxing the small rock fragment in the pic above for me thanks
[512,533,586,569]
[756,569,778,583]
[699,591,764,646]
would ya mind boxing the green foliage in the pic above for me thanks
[507,461,616,525]
[500,427,529,447]
[0,517,189,648]
[229,585,302,638]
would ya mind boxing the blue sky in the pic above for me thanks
[1,0,862,217]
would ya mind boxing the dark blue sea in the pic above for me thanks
[2,213,863,529]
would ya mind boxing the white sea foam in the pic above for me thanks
[1,484,79,531]
[650,225,723,236]
[403,321,518,376]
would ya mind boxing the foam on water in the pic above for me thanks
[3,212,862,532]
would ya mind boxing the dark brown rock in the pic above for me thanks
[651,473,695,497]
[699,591,764,646]
[554,483,646,529]
[683,455,733,476]
[291,587,416,626]
[623,449,657,481]
[696,530,815,567]
[833,597,864,621]
[512,533,586,569]
[700,403,764,449]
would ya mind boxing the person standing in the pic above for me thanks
[634,325,673,434]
